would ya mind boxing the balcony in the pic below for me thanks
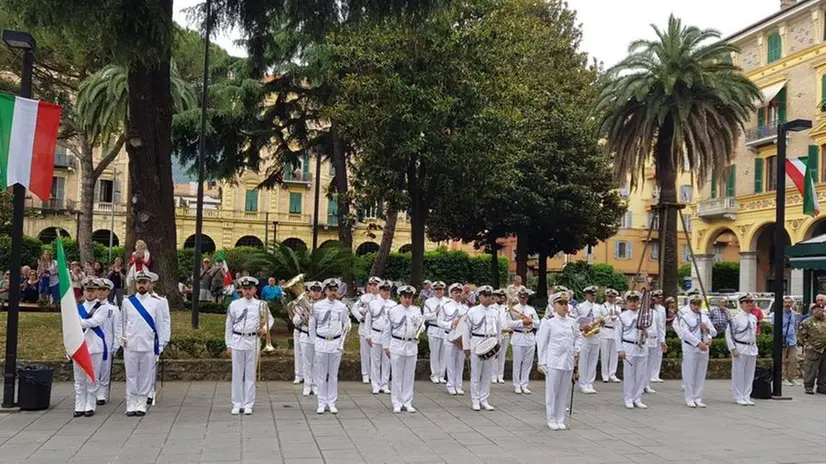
[283,170,313,187]
[745,122,785,149]
[54,153,75,169]
[94,202,119,212]
[26,197,76,211]
[697,197,738,220]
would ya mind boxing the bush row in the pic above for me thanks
[353,248,508,286]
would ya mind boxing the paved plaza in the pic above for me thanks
[0,379,824,464]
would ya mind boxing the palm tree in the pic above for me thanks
[595,15,760,297]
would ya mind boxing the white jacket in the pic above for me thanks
[572,300,602,345]
[97,299,122,352]
[383,304,422,356]
[509,304,538,347]
[596,301,622,339]
[365,296,393,346]
[423,296,448,338]
[311,298,350,354]
[225,297,274,351]
[725,311,758,357]
[646,304,667,348]
[536,314,582,371]
[614,309,649,358]
[352,293,376,337]
[122,293,163,354]
[678,310,717,354]
[78,300,109,355]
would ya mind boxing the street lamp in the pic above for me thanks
[2,29,36,409]
[773,118,812,399]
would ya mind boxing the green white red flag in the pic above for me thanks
[785,156,820,217]
[56,238,95,383]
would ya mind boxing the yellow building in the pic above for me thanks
[22,147,429,257]
[690,0,826,295]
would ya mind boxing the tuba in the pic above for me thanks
[284,274,312,326]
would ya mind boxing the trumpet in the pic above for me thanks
[583,316,607,337]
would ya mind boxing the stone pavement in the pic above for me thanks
[0,379,824,464]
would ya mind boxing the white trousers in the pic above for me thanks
[731,354,757,402]
[600,338,618,380]
[391,353,416,408]
[682,348,708,404]
[96,353,113,401]
[148,356,158,400]
[293,329,303,380]
[512,345,535,388]
[428,334,445,379]
[470,353,494,406]
[301,342,315,395]
[359,336,371,378]
[231,349,257,410]
[370,342,391,391]
[73,353,103,412]
[442,342,465,390]
[578,342,600,389]
[544,368,572,425]
[493,334,510,381]
[124,350,154,413]
[649,344,663,381]
[314,351,342,408]
[622,356,648,405]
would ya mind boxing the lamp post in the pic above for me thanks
[773,118,812,399]
[312,148,322,250]
[2,29,35,409]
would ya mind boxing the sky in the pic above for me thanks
[173,0,785,65]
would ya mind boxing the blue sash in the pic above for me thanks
[77,302,108,361]
[129,295,159,356]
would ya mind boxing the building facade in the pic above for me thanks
[690,0,826,296]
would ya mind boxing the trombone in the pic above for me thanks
[257,299,276,383]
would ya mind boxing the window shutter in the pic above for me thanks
[303,153,310,179]
[754,158,764,193]
[777,88,787,123]
[710,168,717,199]
[821,75,826,111]
[768,33,782,63]
[614,241,619,258]
[627,242,633,259]
[626,211,633,228]
[113,179,121,204]
[94,180,101,203]
[809,145,819,183]
[289,192,302,214]
[245,189,258,212]
[758,108,765,128]
[726,164,736,197]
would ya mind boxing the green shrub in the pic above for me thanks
[678,264,692,290]
[0,235,43,271]
[221,247,264,277]
[177,248,212,282]
[418,335,429,359]
[759,321,772,336]
[357,247,507,286]
[546,261,629,300]
[712,261,739,292]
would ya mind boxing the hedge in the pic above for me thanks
[354,247,508,286]
[0,235,44,272]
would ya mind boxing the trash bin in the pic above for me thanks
[752,366,773,399]
[17,364,53,411]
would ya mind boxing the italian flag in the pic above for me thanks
[0,94,62,200]
[214,250,233,288]
[786,153,820,217]
[56,238,95,384]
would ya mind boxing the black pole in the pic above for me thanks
[312,149,322,250]
[2,47,34,408]
[772,123,787,398]
[191,0,212,330]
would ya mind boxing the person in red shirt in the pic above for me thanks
[749,305,764,334]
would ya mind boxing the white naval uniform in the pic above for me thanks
[597,301,621,381]
[437,299,469,392]
[725,311,758,403]
[293,327,303,382]
[493,303,511,382]
[571,300,601,391]
[463,304,522,407]
[292,310,315,396]
[536,313,582,426]
[122,293,163,413]
[147,292,171,402]
[96,299,121,403]
[351,293,376,380]
[648,304,666,383]
[510,304,539,390]
[423,295,448,381]
[365,296,393,392]
[225,297,274,411]
[383,303,422,409]
[677,310,717,405]
[614,309,649,406]
[311,298,349,409]
[75,300,109,412]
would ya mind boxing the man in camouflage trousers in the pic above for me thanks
[798,304,826,395]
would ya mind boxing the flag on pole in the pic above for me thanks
[56,238,95,384]
[786,156,821,217]
[214,250,233,288]
[0,93,62,200]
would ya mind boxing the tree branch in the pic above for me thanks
[91,133,126,179]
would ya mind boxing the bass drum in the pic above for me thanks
[447,316,465,350]
[474,337,501,360]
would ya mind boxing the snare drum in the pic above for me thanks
[474,337,501,360]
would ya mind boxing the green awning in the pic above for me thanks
[785,234,826,269]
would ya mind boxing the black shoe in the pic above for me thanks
[126,411,137,417]
[135,411,145,417]
[73,411,84,418]
[147,397,153,404]
[805,389,814,394]
[96,400,106,406]
[84,410,95,417]
[816,390,826,394]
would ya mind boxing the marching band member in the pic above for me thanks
[225,277,274,415]
[643,290,667,394]
[295,281,323,397]
[511,288,538,394]
[572,286,601,394]
[122,271,163,417]
[311,278,350,414]
[725,293,759,406]
[438,283,468,395]
[383,285,422,413]
[73,278,109,417]
[597,289,622,383]
[649,290,667,384]
[492,289,510,383]
[615,291,649,409]
[146,271,171,406]
[537,292,582,431]
[423,281,448,383]
[95,278,121,406]
[365,280,393,394]
[677,294,716,408]
[351,277,381,384]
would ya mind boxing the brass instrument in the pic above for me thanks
[636,289,653,350]
[505,300,533,331]
[283,274,311,326]
[260,300,276,353]
[583,316,607,337]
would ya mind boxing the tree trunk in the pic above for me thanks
[537,250,548,313]
[655,122,679,299]
[125,5,181,308]
[77,140,95,264]
[515,231,528,282]
[370,204,398,278]
[331,125,354,295]
[408,158,427,288]
[489,235,500,288]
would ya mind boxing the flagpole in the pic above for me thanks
[2,31,35,409]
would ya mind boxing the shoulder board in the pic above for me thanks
[151,295,162,300]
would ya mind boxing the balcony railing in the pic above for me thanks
[54,153,75,169]
[745,121,783,148]
[283,170,314,185]
[26,197,75,211]
[94,202,116,212]
[697,197,738,220]
[174,207,313,224]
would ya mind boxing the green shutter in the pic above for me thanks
[821,76,826,111]
[289,192,302,214]
[754,158,764,194]
[768,33,782,63]
[726,164,736,197]
[244,189,258,212]
[777,87,787,123]
[303,153,310,179]
[710,168,717,199]
[758,108,765,128]
[809,145,820,183]
[327,196,339,225]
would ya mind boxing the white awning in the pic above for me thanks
[758,81,787,106]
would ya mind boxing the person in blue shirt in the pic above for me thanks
[781,296,800,386]
[261,277,283,301]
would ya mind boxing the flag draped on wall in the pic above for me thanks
[786,155,820,217]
